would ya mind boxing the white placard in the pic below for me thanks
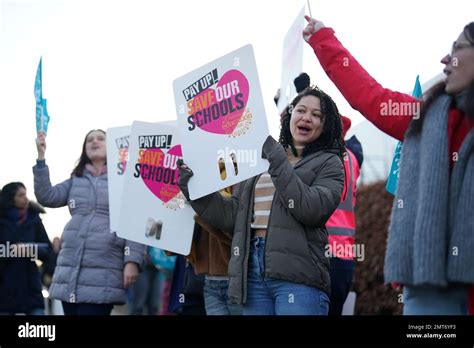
[173,44,269,200]
[117,121,195,255]
[277,6,305,113]
[106,125,131,233]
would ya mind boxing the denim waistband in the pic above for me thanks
[250,236,266,248]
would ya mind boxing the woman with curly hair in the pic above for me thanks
[178,86,345,315]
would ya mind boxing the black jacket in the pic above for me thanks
[0,205,51,313]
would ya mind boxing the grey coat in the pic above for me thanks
[187,138,344,304]
[33,161,145,304]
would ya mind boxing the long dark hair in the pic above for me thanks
[0,182,26,216]
[71,129,107,177]
[279,86,345,160]
[411,22,474,133]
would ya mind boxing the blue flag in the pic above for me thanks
[34,57,50,134]
[386,75,422,195]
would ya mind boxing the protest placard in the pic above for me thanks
[173,44,269,200]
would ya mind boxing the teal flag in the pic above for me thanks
[386,75,422,195]
[34,57,50,134]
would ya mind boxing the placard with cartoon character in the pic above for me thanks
[117,121,195,255]
[173,44,269,200]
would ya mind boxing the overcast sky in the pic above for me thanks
[1,0,472,238]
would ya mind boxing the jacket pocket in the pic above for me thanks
[305,228,329,270]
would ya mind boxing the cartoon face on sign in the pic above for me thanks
[185,69,252,137]
[132,135,184,207]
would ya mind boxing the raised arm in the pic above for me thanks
[33,133,71,207]
[304,16,418,141]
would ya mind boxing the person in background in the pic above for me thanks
[126,248,162,315]
[189,175,242,315]
[0,182,51,315]
[275,73,312,119]
[181,162,241,315]
[147,246,176,315]
[42,236,60,289]
[168,254,206,315]
[304,16,473,314]
[326,115,363,315]
[41,236,61,315]
[34,130,145,315]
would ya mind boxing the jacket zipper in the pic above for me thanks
[73,174,99,300]
[242,175,259,304]
[263,181,276,280]
[263,153,312,279]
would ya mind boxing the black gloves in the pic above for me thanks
[177,159,193,201]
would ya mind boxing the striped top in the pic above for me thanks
[251,146,303,229]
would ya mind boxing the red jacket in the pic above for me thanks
[309,28,472,157]
[309,27,474,313]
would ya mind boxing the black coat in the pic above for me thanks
[0,205,51,313]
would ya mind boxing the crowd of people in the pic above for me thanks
[0,16,472,316]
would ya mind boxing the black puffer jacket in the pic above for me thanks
[185,137,344,304]
[0,204,51,313]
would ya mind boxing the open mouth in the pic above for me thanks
[297,125,312,135]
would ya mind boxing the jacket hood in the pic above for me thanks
[28,201,46,214]
[341,115,352,137]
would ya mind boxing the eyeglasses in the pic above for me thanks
[451,41,474,56]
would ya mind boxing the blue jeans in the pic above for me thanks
[203,278,242,315]
[243,236,330,316]
[403,285,468,315]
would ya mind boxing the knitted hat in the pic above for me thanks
[341,115,352,137]
[294,73,311,93]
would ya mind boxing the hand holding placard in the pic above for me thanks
[303,15,325,43]
[177,159,193,201]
